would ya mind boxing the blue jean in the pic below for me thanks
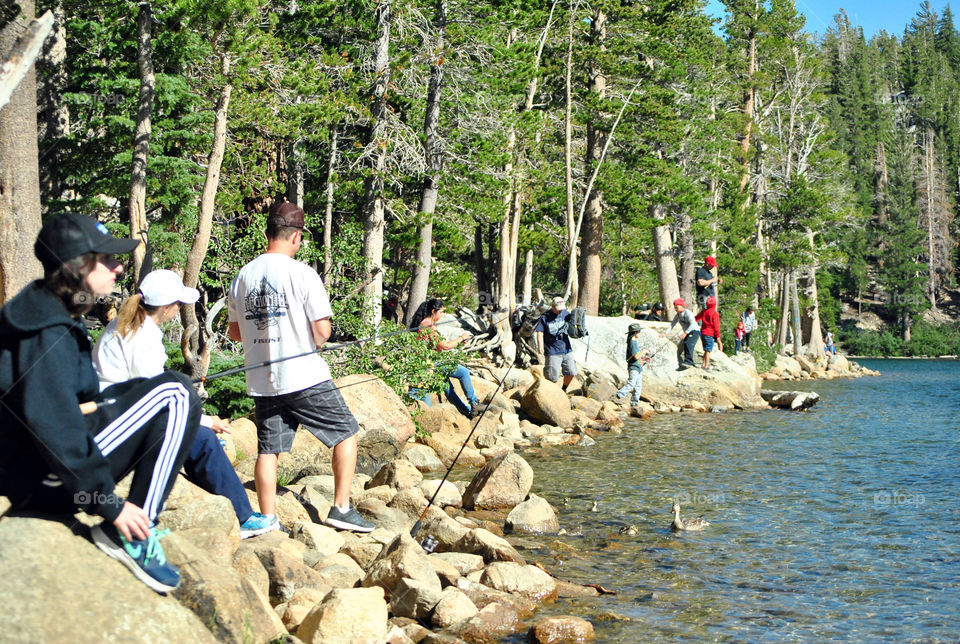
[735,338,742,354]
[412,364,479,416]
[616,367,643,404]
[183,425,254,524]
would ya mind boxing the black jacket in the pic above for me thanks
[0,282,123,520]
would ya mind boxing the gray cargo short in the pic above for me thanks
[544,352,577,382]
[254,380,359,454]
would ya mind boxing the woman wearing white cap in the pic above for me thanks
[93,270,279,539]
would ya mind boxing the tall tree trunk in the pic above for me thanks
[286,137,304,208]
[737,7,758,195]
[562,0,578,307]
[901,312,912,342]
[522,248,533,306]
[128,1,154,284]
[0,1,43,303]
[651,204,680,321]
[36,2,67,205]
[360,0,392,328]
[803,230,825,356]
[180,53,230,382]
[407,0,445,325]
[790,270,802,355]
[322,127,338,287]
[678,211,695,306]
[923,127,937,309]
[577,9,606,315]
[474,224,488,303]
[776,271,790,347]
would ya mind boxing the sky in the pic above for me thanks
[705,0,957,38]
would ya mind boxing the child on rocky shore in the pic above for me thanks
[695,296,721,371]
[661,298,700,370]
[616,323,650,405]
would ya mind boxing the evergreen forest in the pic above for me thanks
[3,0,960,362]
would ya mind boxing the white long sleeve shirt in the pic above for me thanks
[93,316,167,391]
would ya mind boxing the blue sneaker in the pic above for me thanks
[239,512,279,539]
[91,524,180,593]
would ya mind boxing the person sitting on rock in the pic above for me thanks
[660,298,700,370]
[93,269,278,539]
[0,213,200,593]
[647,302,665,322]
[616,323,650,406]
[695,295,721,371]
[410,298,483,418]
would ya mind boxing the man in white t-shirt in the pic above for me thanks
[228,202,373,533]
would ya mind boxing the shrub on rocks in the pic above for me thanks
[362,532,442,599]
[504,494,560,535]
[521,377,575,427]
[462,452,534,510]
[530,616,596,643]
[369,459,424,490]
[297,586,389,644]
[431,586,479,629]
[480,562,558,602]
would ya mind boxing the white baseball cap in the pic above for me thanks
[552,296,566,309]
[139,269,200,306]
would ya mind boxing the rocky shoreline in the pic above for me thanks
[0,317,877,643]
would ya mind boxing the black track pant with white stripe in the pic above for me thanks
[90,371,201,520]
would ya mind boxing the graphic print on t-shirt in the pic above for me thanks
[245,277,288,329]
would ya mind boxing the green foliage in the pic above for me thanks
[166,341,254,418]
[839,322,960,357]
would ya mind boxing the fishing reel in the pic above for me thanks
[418,535,438,554]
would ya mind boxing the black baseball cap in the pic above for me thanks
[34,213,140,271]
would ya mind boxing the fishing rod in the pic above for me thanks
[194,312,510,386]
[410,358,515,543]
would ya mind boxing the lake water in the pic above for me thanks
[513,359,960,641]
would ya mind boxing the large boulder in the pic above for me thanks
[431,587,479,629]
[521,376,575,427]
[389,577,443,620]
[401,443,445,473]
[530,616,596,643]
[504,494,559,535]
[336,373,418,475]
[420,479,463,508]
[164,533,286,642]
[368,459,424,490]
[0,516,216,643]
[362,532,442,599]
[311,552,366,588]
[479,562,558,602]
[462,452,534,510]
[297,586,389,644]
[454,528,525,564]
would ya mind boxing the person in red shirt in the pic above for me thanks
[695,295,721,370]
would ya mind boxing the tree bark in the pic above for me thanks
[286,137,304,209]
[803,230,825,356]
[180,53,231,382]
[407,0,445,324]
[0,1,44,303]
[737,15,757,195]
[790,270,802,356]
[36,3,67,204]
[777,271,790,347]
[0,8,52,111]
[360,0,391,328]
[651,204,680,321]
[522,248,533,306]
[128,1,154,284]
[678,211,695,307]
[577,9,606,315]
[322,127,338,286]
[562,0,578,307]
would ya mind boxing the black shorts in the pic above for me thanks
[253,380,359,454]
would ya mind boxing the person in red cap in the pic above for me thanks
[695,295,720,370]
[696,256,721,309]
[660,297,700,370]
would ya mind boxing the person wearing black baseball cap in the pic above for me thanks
[0,213,202,593]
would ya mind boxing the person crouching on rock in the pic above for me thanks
[93,269,278,539]
[616,323,650,406]
[410,298,483,418]
[695,295,721,371]
[0,213,201,593]
[660,298,700,370]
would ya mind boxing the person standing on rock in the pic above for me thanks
[409,298,483,418]
[696,256,721,309]
[616,323,650,406]
[535,296,578,390]
[228,201,374,533]
[661,298,700,370]
[0,213,200,593]
[740,306,756,352]
[695,296,721,371]
[93,269,279,539]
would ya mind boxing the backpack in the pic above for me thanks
[565,306,588,339]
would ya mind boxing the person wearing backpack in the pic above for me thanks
[535,296,578,389]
